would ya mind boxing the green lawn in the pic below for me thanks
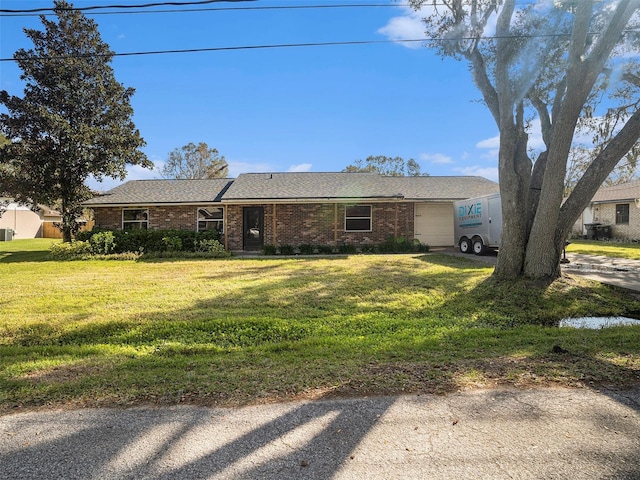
[1,239,639,411]
[567,239,640,259]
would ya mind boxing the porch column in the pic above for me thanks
[334,203,338,245]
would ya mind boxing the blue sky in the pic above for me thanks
[1,1,502,190]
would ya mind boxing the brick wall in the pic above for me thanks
[92,202,417,250]
[594,202,640,240]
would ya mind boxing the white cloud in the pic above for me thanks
[377,6,426,49]
[420,153,453,164]
[475,136,499,161]
[287,163,312,172]
[454,165,499,182]
[476,135,500,150]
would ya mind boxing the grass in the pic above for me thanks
[1,239,640,412]
[567,239,640,259]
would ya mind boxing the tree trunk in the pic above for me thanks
[61,210,74,243]
[494,123,531,279]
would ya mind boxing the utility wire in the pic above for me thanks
[1,4,408,17]
[0,0,255,14]
[1,1,545,17]
[0,38,425,62]
[2,29,638,62]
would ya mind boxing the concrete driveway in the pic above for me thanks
[435,248,640,293]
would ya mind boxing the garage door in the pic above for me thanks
[414,203,454,247]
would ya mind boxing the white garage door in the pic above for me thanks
[414,203,454,247]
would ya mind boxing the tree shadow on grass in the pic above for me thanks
[1,253,640,477]
[0,249,52,263]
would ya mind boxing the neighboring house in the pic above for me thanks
[83,172,499,251]
[573,179,640,240]
[0,201,62,239]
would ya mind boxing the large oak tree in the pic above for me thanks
[0,0,151,242]
[409,0,640,280]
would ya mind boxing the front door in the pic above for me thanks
[243,207,264,250]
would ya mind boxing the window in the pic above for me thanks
[197,207,224,232]
[616,204,629,224]
[345,205,372,232]
[122,208,148,230]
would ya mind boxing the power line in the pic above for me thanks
[2,29,638,63]
[0,38,426,62]
[1,3,410,17]
[0,0,255,14]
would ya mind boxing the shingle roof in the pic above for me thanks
[591,179,640,204]
[221,172,498,202]
[83,179,233,205]
[84,173,499,206]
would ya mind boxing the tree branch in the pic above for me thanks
[559,106,640,235]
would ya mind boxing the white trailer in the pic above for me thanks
[453,193,502,255]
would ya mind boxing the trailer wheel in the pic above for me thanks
[459,237,472,254]
[473,237,487,255]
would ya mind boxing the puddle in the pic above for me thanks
[559,316,640,329]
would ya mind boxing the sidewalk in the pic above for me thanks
[1,387,639,479]
[562,253,640,293]
[435,247,640,293]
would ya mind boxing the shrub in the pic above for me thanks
[299,244,314,255]
[338,244,357,254]
[279,244,295,255]
[74,230,95,242]
[262,244,277,255]
[359,244,376,254]
[197,239,229,257]
[49,240,92,259]
[89,231,116,255]
[317,245,334,254]
[162,235,183,252]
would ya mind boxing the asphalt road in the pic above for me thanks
[1,387,639,479]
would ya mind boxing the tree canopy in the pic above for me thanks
[410,0,640,280]
[343,155,426,176]
[0,0,150,241]
[161,142,229,179]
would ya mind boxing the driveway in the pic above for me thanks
[435,248,640,293]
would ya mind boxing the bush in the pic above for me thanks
[379,236,429,254]
[317,245,334,254]
[49,240,92,259]
[89,231,115,255]
[359,244,377,254]
[162,235,183,252]
[262,244,277,255]
[279,244,295,255]
[338,244,357,254]
[197,239,228,257]
[53,228,228,259]
[299,244,314,255]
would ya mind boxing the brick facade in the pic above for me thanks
[594,202,640,240]
[92,201,417,251]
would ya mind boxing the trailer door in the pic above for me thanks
[488,195,502,246]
